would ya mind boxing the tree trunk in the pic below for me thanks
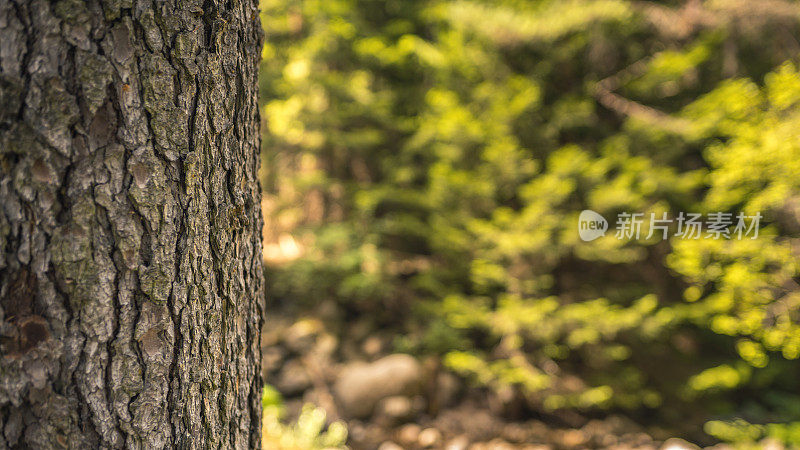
[0,0,264,448]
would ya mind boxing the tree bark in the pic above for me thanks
[0,0,264,448]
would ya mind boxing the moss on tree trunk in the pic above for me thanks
[0,0,264,447]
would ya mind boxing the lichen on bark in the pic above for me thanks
[0,0,265,448]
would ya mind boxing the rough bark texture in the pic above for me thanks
[0,0,264,448]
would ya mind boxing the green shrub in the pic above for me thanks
[259,0,800,443]
[261,386,348,450]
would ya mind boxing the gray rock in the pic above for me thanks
[362,336,383,357]
[374,395,425,428]
[378,442,404,450]
[376,395,414,422]
[334,354,422,418]
[660,438,700,450]
[759,438,784,450]
[419,428,443,448]
[445,435,470,450]
[398,423,422,445]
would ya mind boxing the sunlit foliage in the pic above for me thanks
[259,0,800,444]
[262,386,349,450]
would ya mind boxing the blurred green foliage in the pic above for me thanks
[258,0,800,444]
[262,386,349,450]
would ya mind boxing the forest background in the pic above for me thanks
[257,0,800,447]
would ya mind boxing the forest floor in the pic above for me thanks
[261,303,766,450]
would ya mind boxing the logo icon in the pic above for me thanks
[578,210,608,241]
